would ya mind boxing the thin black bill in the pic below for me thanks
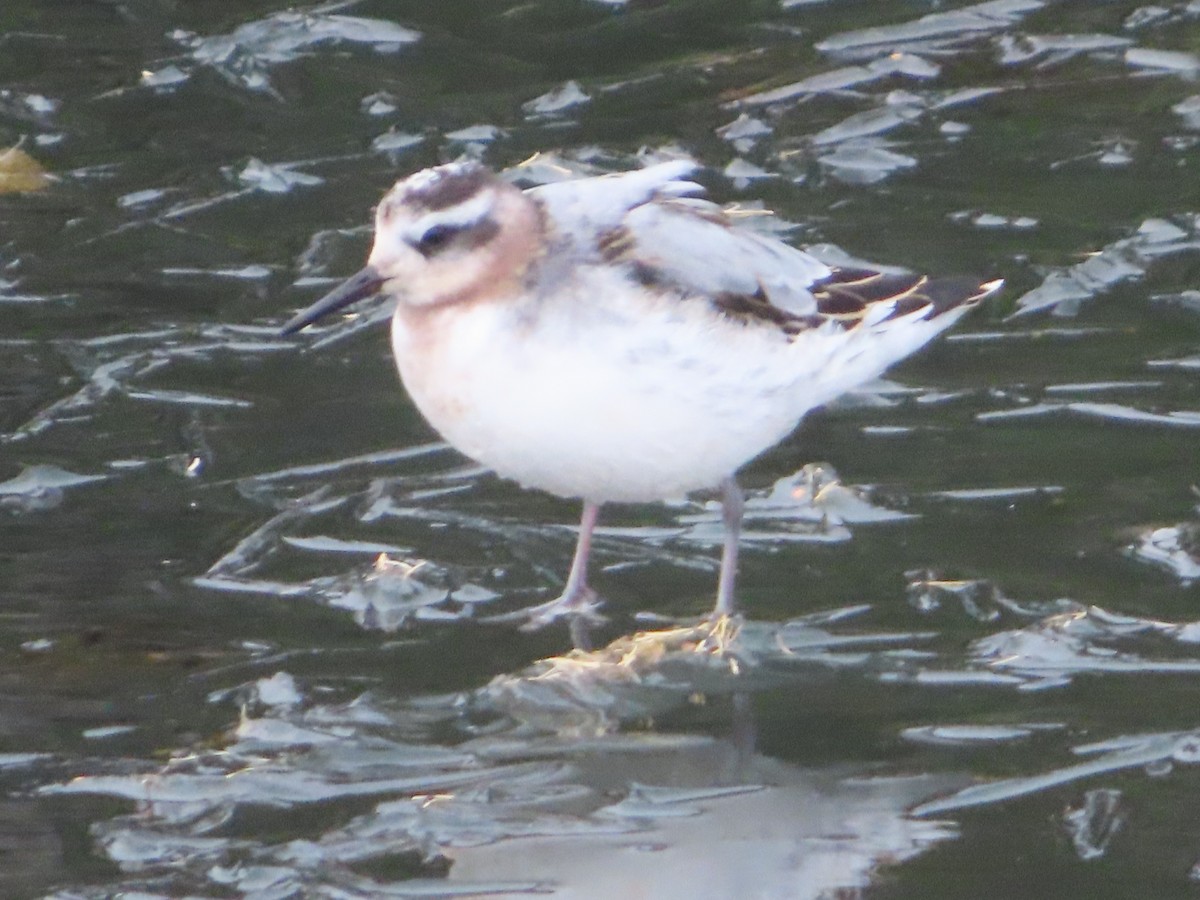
[279,266,386,336]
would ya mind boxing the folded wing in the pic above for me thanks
[529,161,997,338]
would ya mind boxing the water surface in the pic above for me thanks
[4,1,1200,897]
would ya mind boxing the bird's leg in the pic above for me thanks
[519,500,606,633]
[713,476,745,618]
[560,500,599,608]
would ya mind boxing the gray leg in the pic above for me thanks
[560,500,599,605]
[714,477,744,617]
[519,501,605,632]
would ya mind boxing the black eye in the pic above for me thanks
[414,223,459,256]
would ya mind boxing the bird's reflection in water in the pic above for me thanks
[457,619,965,899]
[38,616,967,898]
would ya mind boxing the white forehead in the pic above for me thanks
[377,163,498,225]
[376,183,499,245]
[401,161,478,193]
[415,191,493,231]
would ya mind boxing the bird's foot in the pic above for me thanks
[517,585,607,633]
[483,585,607,633]
[694,612,743,657]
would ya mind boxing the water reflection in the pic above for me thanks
[43,618,969,897]
[8,0,1200,895]
[24,587,1200,895]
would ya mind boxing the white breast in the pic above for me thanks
[389,265,949,503]
[391,277,797,501]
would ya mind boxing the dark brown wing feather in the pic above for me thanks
[710,268,993,339]
[598,209,996,339]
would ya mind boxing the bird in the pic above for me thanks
[281,159,1000,633]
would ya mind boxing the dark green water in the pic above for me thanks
[4,1,1200,897]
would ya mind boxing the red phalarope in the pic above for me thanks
[282,160,1000,631]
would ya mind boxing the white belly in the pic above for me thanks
[389,279,937,503]
[392,293,810,502]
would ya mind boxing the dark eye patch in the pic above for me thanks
[411,217,499,258]
[414,223,460,256]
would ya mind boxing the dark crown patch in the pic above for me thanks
[402,163,492,212]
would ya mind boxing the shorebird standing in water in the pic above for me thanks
[282,160,1000,633]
